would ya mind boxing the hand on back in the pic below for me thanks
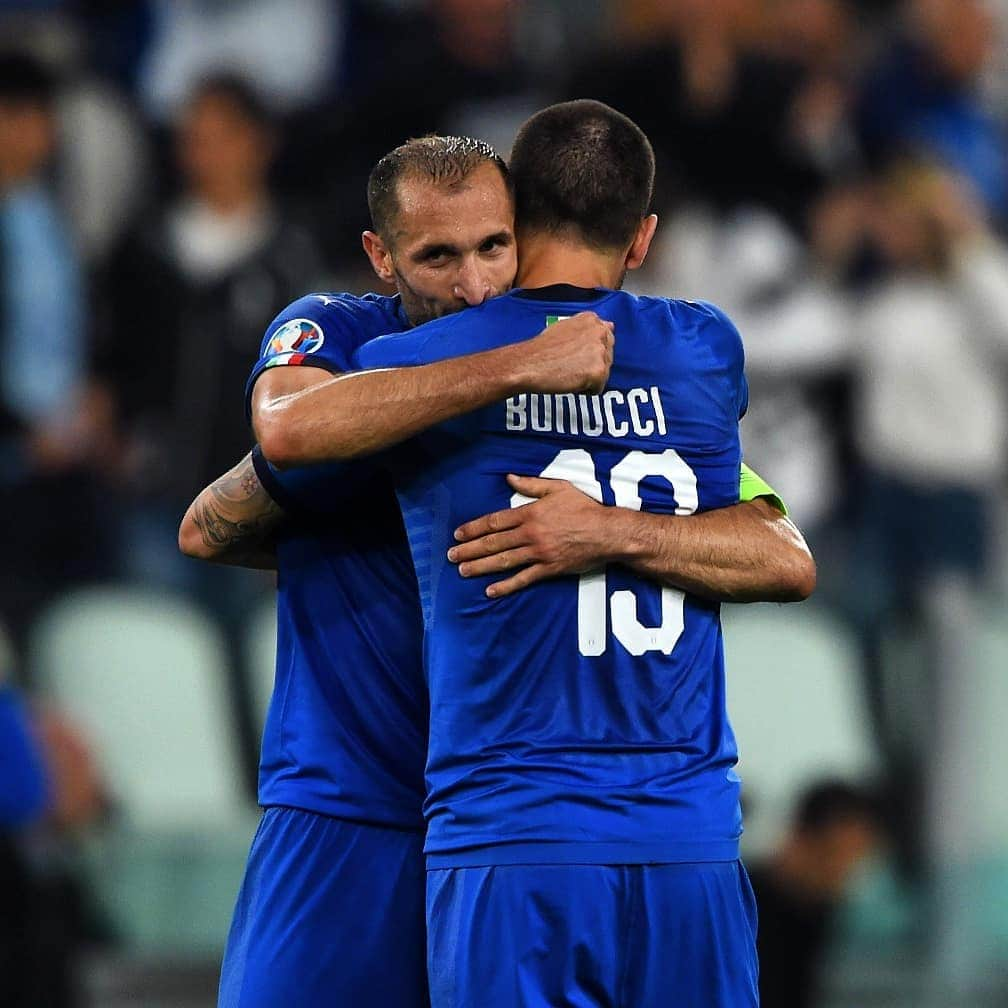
[521,312,614,395]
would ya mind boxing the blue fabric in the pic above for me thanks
[219,807,428,1008]
[0,183,84,423]
[244,291,409,418]
[426,860,759,1008]
[856,40,1008,216]
[349,289,747,866]
[246,292,426,830]
[0,687,50,828]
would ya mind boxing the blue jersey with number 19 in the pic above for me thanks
[353,285,748,867]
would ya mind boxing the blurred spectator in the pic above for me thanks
[0,50,114,649]
[633,202,853,541]
[845,160,1008,875]
[291,0,547,269]
[749,780,883,1008]
[567,0,846,229]
[852,161,1008,585]
[0,623,108,1008]
[96,73,322,592]
[762,0,863,181]
[856,0,1008,218]
[0,12,152,263]
[56,65,152,265]
[0,52,84,467]
[138,0,343,121]
[0,640,50,831]
[0,656,48,1008]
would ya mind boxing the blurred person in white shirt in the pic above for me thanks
[847,158,1008,877]
[856,161,1008,518]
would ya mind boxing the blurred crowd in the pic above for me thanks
[3,0,1008,991]
[3,0,1008,1002]
[1,0,1005,616]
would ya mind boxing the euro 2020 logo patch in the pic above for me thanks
[268,318,325,358]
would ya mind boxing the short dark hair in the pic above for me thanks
[0,51,56,107]
[367,135,511,241]
[794,780,881,834]
[509,99,655,251]
[188,73,272,130]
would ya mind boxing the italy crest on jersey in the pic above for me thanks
[264,318,325,367]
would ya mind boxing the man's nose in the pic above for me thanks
[452,260,492,305]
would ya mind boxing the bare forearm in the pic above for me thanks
[606,499,816,603]
[255,311,614,467]
[256,349,527,467]
[179,453,282,570]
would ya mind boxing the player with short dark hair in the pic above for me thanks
[328,99,764,1006]
[509,98,654,250]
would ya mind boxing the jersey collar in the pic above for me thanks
[510,284,609,303]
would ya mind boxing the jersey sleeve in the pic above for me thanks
[739,463,788,515]
[244,294,369,419]
[251,445,376,518]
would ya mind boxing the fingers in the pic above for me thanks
[504,474,560,498]
[456,547,537,579]
[485,563,555,599]
[453,507,522,543]
[454,476,563,542]
[448,528,527,564]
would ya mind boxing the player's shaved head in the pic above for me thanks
[367,135,512,244]
[509,100,655,252]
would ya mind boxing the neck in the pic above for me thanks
[515,231,625,291]
[198,181,266,218]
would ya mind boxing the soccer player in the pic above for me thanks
[182,134,812,1008]
[189,139,615,1008]
[338,101,763,1005]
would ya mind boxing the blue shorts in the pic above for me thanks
[219,806,428,1008]
[427,860,758,1008]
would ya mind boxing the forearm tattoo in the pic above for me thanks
[191,454,283,553]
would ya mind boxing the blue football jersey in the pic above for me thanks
[353,286,747,865]
[247,293,426,830]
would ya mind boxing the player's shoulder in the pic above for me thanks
[259,291,406,369]
[638,294,743,364]
[625,292,736,330]
[267,291,404,337]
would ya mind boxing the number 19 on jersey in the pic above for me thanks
[511,448,699,658]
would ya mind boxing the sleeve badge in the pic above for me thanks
[264,318,325,364]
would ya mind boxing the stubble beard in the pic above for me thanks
[393,267,464,328]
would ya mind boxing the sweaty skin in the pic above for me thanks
[449,475,814,602]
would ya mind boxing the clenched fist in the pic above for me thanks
[516,311,614,394]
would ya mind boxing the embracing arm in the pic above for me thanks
[178,452,284,570]
[253,313,613,467]
[593,496,815,602]
[448,473,815,603]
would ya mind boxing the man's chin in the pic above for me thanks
[410,300,467,327]
[404,286,510,327]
